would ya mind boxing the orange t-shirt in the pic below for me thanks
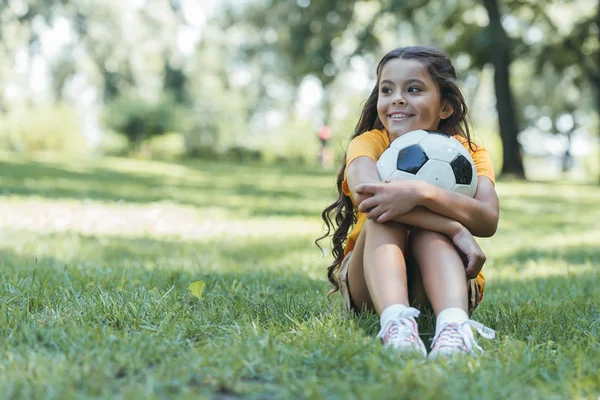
[341,129,496,296]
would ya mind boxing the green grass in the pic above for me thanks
[0,152,599,399]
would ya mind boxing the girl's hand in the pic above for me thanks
[451,227,486,279]
[352,192,373,208]
[355,180,424,222]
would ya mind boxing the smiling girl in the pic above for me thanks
[318,46,499,358]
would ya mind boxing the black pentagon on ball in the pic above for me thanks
[397,144,429,175]
[450,155,473,184]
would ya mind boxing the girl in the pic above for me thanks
[318,46,499,358]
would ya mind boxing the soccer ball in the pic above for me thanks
[376,129,478,197]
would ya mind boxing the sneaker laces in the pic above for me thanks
[376,307,424,351]
[431,320,495,355]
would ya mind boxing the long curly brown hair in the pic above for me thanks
[316,46,476,295]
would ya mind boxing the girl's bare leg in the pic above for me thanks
[347,219,410,315]
[409,229,468,315]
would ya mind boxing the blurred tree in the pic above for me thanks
[3,0,188,104]
[224,0,357,122]
[180,16,248,155]
[102,93,183,147]
[0,0,46,108]
[163,60,189,104]
[533,1,599,116]
[0,0,203,155]
[480,0,525,177]
[525,0,599,180]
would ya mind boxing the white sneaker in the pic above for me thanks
[377,307,427,357]
[429,320,495,358]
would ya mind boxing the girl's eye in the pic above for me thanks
[380,87,392,94]
[408,86,421,93]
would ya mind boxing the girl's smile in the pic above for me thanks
[376,59,453,141]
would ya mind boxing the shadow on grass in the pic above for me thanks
[499,202,599,233]
[0,157,335,217]
[495,243,600,266]
[0,159,169,201]
[1,229,324,271]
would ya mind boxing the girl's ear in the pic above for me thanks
[439,101,454,120]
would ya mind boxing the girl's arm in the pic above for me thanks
[347,156,419,215]
[420,177,499,237]
[347,157,486,277]
[347,156,485,238]
[356,177,499,237]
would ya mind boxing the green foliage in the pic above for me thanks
[581,140,600,181]
[228,0,356,88]
[0,103,87,154]
[182,38,249,156]
[184,95,246,156]
[99,131,187,160]
[0,154,600,397]
[245,119,322,165]
[98,130,130,157]
[511,1,597,140]
[146,132,186,160]
[102,94,188,146]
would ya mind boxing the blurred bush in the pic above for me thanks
[582,141,599,182]
[102,94,191,147]
[99,130,186,160]
[184,96,247,156]
[98,130,129,156]
[0,103,87,154]
[147,132,186,160]
[244,120,321,165]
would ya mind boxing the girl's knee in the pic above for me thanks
[411,229,446,241]
[410,229,452,251]
[363,219,409,247]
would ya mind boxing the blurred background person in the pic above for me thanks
[318,122,334,169]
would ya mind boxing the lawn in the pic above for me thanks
[0,152,599,399]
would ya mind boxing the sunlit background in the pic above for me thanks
[0,0,598,181]
[1,2,600,397]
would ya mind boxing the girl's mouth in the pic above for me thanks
[388,113,413,120]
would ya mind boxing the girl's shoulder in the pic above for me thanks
[346,129,390,164]
[350,129,389,146]
[452,135,495,180]
[452,135,487,154]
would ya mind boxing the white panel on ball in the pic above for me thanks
[388,169,422,181]
[389,129,429,150]
[415,160,456,190]
[419,134,463,163]
[376,148,401,180]
[453,182,477,198]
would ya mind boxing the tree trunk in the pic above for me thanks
[481,0,526,178]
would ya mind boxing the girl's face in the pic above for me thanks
[376,58,453,140]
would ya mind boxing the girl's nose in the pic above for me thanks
[391,97,406,106]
